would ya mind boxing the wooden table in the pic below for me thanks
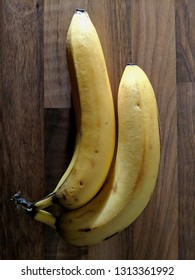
[0,0,194,260]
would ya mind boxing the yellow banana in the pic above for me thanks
[33,9,115,210]
[32,64,160,246]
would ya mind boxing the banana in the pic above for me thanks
[33,9,115,210]
[32,64,160,246]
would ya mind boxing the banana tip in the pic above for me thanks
[127,63,137,66]
[76,8,86,13]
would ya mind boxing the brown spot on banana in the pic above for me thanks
[79,181,83,187]
[78,227,97,232]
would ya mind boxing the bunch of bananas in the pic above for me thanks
[12,9,160,246]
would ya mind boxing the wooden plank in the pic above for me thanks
[175,0,195,82]
[177,83,195,259]
[175,0,195,259]
[131,0,178,259]
[44,109,76,194]
[44,108,80,259]
[86,0,132,106]
[0,0,44,259]
[87,0,132,260]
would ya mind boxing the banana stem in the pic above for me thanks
[34,210,57,229]
[11,191,34,212]
[34,194,54,211]
[11,192,57,230]
[11,191,55,212]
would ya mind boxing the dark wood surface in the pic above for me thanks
[0,0,194,260]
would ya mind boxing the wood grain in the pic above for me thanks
[177,83,195,260]
[175,0,195,82]
[176,0,195,260]
[0,0,194,260]
[131,0,178,260]
[0,0,44,259]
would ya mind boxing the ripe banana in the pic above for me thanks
[32,64,160,246]
[34,9,115,210]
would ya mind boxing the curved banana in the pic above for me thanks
[33,64,160,246]
[34,9,115,209]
